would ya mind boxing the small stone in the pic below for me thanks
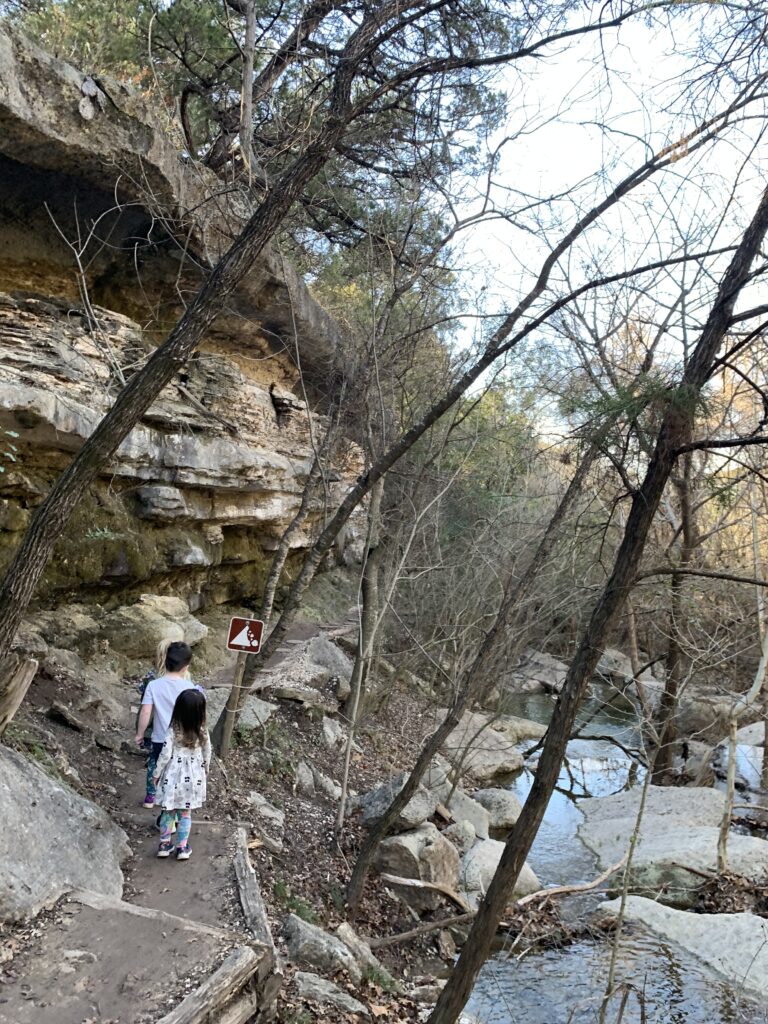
[294,761,315,797]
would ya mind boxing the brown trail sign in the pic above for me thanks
[227,617,264,653]
[219,617,265,758]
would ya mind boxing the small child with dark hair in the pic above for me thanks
[152,689,211,860]
[134,641,196,809]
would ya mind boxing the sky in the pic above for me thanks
[457,11,766,315]
[446,8,768,433]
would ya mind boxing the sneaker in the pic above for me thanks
[157,841,174,858]
[175,845,191,861]
[143,796,155,809]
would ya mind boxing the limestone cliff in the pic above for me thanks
[0,26,362,634]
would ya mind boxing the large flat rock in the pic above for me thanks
[0,745,130,922]
[578,786,768,906]
[599,895,768,1001]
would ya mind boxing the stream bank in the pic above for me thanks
[465,687,768,1024]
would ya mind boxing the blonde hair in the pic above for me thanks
[154,637,190,677]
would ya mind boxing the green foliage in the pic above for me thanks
[272,880,318,923]
[362,963,401,995]
[282,1012,312,1024]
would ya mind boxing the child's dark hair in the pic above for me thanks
[165,641,193,673]
[170,689,207,748]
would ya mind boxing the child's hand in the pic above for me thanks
[134,734,144,748]
[152,777,159,786]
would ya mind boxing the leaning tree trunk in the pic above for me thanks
[345,439,601,913]
[337,476,385,837]
[426,184,768,1024]
[653,457,695,781]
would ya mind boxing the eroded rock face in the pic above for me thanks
[0,28,366,636]
[0,745,130,921]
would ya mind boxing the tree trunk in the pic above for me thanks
[345,439,600,913]
[426,183,768,1024]
[217,650,247,759]
[0,654,39,736]
[652,571,684,780]
[653,456,694,781]
[717,715,738,873]
[240,0,256,181]
[337,477,384,837]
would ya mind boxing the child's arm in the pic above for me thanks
[135,702,153,746]
[153,732,174,781]
[202,730,212,773]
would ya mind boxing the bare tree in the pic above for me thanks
[426,180,768,1024]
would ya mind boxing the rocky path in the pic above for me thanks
[0,720,278,1024]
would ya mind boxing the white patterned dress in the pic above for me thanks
[154,728,211,810]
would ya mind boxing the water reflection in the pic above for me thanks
[465,932,763,1024]
[465,684,766,1024]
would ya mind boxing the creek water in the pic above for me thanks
[463,686,768,1024]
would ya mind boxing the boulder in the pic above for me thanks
[205,686,277,734]
[472,788,523,829]
[736,721,765,745]
[0,745,130,921]
[599,896,768,1000]
[40,647,125,724]
[503,648,568,694]
[432,782,490,839]
[312,766,342,802]
[248,791,285,831]
[294,761,315,797]
[579,785,724,829]
[423,753,453,790]
[578,786,768,906]
[492,715,547,744]
[336,922,397,990]
[322,715,346,752]
[375,823,460,912]
[458,839,539,909]
[295,971,369,1017]
[443,820,476,856]
[306,636,354,697]
[677,694,748,742]
[99,595,208,656]
[595,648,633,683]
[353,773,438,830]
[431,710,524,782]
[264,681,338,711]
[285,914,362,985]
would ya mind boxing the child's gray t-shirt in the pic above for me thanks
[142,675,202,743]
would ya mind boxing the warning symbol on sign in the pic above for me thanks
[227,616,264,653]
